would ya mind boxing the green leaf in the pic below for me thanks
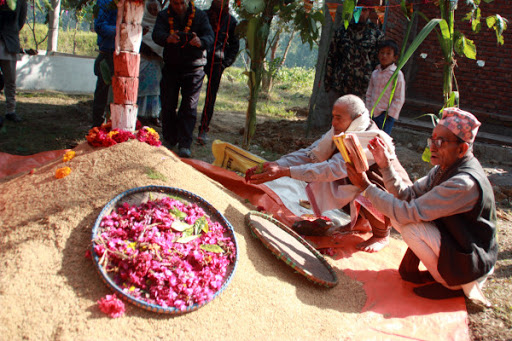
[422,147,431,163]
[181,227,194,238]
[200,244,225,253]
[454,32,476,59]
[342,0,356,29]
[170,208,187,220]
[438,19,452,56]
[487,14,508,45]
[193,216,209,235]
[171,220,192,232]
[415,113,440,127]
[447,91,459,108]
[471,19,481,33]
[6,0,16,10]
[175,235,201,243]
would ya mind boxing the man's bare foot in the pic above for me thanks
[356,235,389,253]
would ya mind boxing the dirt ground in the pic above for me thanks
[1,93,512,339]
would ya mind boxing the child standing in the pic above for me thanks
[365,39,405,135]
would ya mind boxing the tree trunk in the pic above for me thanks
[261,30,280,95]
[47,0,61,53]
[261,30,294,95]
[242,7,275,148]
[307,3,339,132]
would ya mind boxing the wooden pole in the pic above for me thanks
[111,0,144,131]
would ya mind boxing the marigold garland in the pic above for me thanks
[168,0,196,35]
[86,121,162,148]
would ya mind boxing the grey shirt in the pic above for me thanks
[364,164,479,225]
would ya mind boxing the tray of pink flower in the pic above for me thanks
[91,185,238,314]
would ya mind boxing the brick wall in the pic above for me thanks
[380,1,512,122]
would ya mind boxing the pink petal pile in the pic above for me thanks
[98,294,126,318]
[93,196,236,311]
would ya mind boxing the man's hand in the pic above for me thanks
[246,162,290,184]
[166,33,180,44]
[368,137,391,169]
[189,32,201,47]
[346,163,371,191]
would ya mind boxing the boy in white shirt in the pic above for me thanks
[365,39,405,135]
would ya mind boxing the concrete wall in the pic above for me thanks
[16,52,96,94]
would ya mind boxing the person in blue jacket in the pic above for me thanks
[152,0,213,158]
[91,0,117,128]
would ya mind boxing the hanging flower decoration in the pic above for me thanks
[86,121,161,147]
[168,0,196,35]
[92,197,236,311]
[55,167,72,179]
[97,294,126,318]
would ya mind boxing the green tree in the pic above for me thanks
[234,0,323,148]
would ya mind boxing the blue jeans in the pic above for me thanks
[373,112,395,135]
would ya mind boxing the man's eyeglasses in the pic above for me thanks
[427,137,460,149]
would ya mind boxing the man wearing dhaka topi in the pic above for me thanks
[346,108,497,303]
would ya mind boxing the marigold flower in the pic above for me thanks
[55,166,71,179]
[107,131,119,138]
[63,150,76,162]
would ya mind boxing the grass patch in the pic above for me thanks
[20,24,97,56]
[144,167,168,182]
[214,66,312,117]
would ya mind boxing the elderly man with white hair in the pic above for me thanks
[346,108,497,304]
[247,94,411,253]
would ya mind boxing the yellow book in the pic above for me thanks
[332,133,369,173]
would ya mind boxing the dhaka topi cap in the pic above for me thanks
[438,107,481,144]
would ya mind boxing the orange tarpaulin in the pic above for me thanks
[0,149,68,179]
[183,157,469,340]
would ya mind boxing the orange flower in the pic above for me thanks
[56,167,72,179]
[63,150,76,162]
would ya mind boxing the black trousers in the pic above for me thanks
[92,52,114,127]
[198,62,224,134]
[160,65,205,149]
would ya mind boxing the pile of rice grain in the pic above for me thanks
[0,140,369,340]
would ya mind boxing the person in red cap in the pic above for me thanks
[324,0,383,113]
[345,107,498,304]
